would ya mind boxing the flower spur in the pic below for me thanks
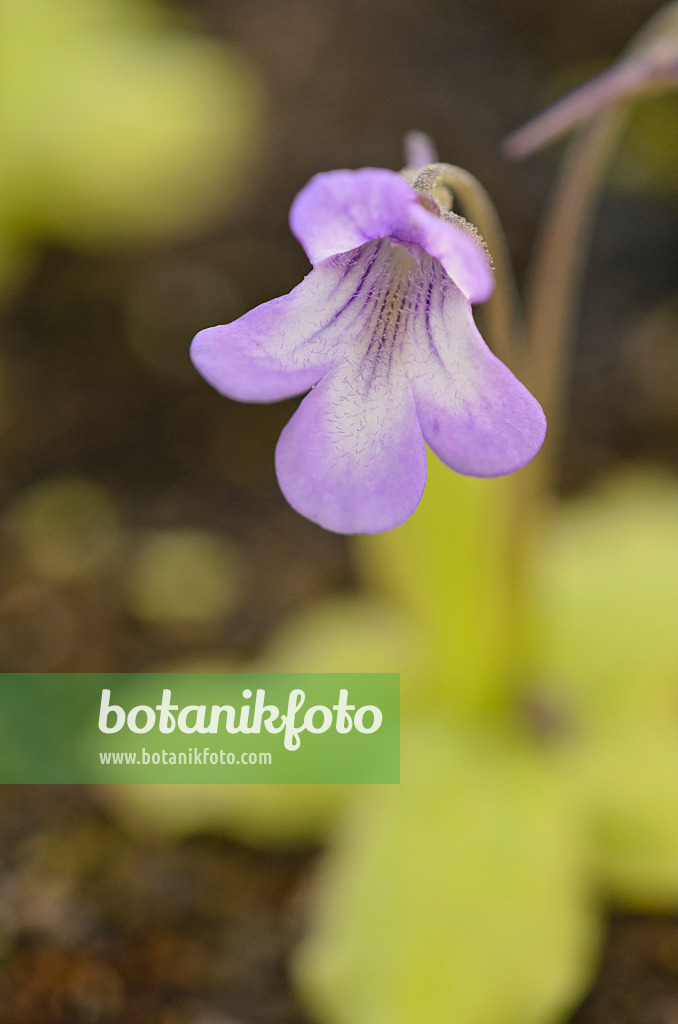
[191,164,546,534]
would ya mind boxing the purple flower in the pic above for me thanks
[191,167,546,534]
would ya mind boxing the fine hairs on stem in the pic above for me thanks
[402,135,524,373]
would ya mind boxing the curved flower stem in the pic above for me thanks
[411,163,537,712]
[524,108,626,488]
[498,108,628,691]
[469,109,624,698]
[402,139,525,370]
[433,166,536,692]
[432,165,525,371]
[403,155,541,707]
[504,63,642,161]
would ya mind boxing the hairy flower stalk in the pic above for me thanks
[192,161,545,534]
[406,160,524,372]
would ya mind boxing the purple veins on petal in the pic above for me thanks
[402,252,546,476]
[190,167,546,534]
[275,351,427,535]
[190,246,376,402]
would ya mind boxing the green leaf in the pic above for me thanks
[0,0,262,250]
[533,468,678,907]
[574,712,678,908]
[295,722,597,1024]
[358,455,521,715]
[533,469,678,725]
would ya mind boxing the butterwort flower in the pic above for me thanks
[191,165,546,533]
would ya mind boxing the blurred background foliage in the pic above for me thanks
[1,0,678,1022]
[0,0,263,298]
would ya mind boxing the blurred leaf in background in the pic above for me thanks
[104,595,420,845]
[295,721,598,1024]
[289,467,678,1024]
[105,464,678,1024]
[532,470,678,909]
[125,527,243,628]
[8,476,123,584]
[0,0,263,297]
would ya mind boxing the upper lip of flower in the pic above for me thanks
[289,166,495,305]
[191,166,546,535]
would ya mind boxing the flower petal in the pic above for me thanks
[290,168,415,265]
[275,354,427,535]
[403,253,546,475]
[406,202,494,304]
[190,250,377,402]
[290,168,494,303]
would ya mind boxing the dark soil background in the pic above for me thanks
[1,0,678,1020]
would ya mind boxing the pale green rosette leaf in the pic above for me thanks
[534,469,678,724]
[358,454,519,715]
[295,723,598,1024]
[534,469,678,908]
[573,711,678,908]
